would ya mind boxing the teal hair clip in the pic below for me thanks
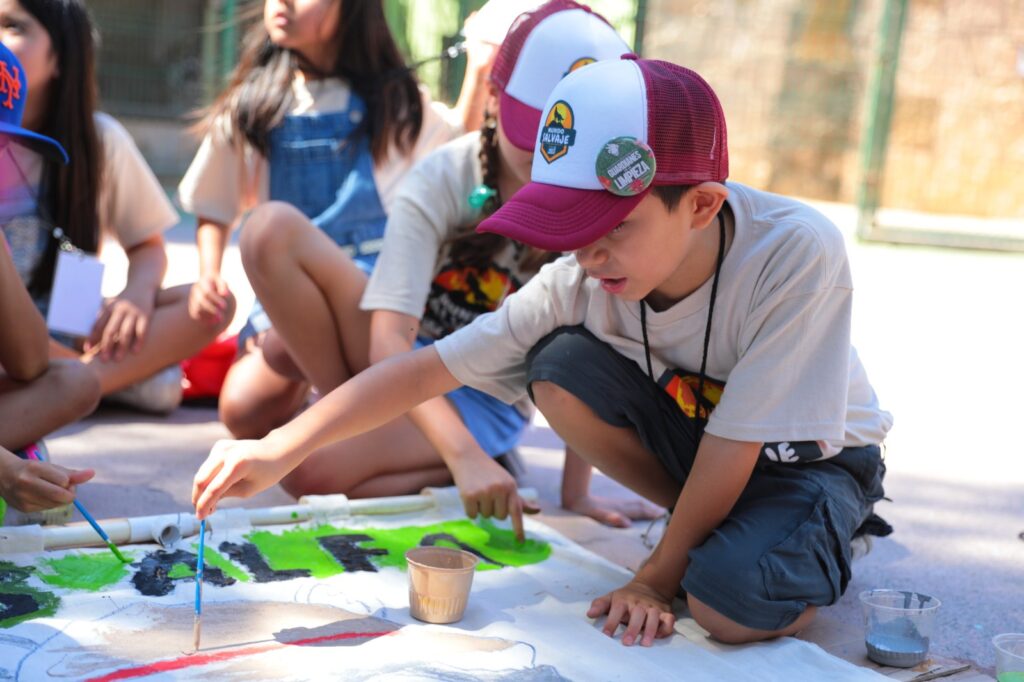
[468,183,497,210]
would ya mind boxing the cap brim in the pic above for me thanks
[0,124,69,164]
[498,90,542,152]
[478,181,645,252]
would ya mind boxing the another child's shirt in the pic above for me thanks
[435,182,893,457]
[0,113,178,285]
[177,77,462,227]
[360,132,537,417]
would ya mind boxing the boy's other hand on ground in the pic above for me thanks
[0,451,94,513]
[563,494,664,529]
[188,273,231,326]
[193,437,295,518]
[588,578,676,647]
[451,455,538,543]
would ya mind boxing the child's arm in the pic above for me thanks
[587,433,761,647]
[0,447,95,513]
[370,311,536,538]
[560,447,664,528]
[187,218,232,326]
[87,233,167,361]
[0,235,49,380]
[193,345,462,519]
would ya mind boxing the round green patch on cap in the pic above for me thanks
[596,137,656,197]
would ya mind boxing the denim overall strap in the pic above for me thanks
[267,91,386,261]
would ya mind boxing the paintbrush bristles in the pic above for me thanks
[193,614,201,652]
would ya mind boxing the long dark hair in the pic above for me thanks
[20,0,102,296]
[447,114,556,274]
[200,0,423,163]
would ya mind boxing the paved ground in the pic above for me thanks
[39,199,1024,675]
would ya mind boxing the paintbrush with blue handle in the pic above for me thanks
[193,518,206,652]
[72,499,130,563]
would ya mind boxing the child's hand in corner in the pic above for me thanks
[0,449,94,513]
[588,578,677,647]
[563,495,664,529]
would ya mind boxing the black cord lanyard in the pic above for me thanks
[641,213,726,433]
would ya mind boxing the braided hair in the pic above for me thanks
[447,113,557,273]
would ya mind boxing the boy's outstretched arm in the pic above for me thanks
[192,346,460,518]
[587,433,761,646]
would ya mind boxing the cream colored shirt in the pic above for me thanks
[435,182,893,455]
[177,77,462,226]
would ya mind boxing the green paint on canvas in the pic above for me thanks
[167,562,194,579]
[195,545,250,583]
[0,560,60,628]
[246,519,550,577]
[38,552,132,592]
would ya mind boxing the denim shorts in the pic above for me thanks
[525,325,890,631]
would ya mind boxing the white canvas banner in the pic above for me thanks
[0,499,885,681]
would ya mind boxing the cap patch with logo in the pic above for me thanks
[1,61,22,110]
[539,100,576,164]
[596,137,656,196]
[563,56,595,77]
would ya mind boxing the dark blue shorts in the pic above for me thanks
[525,326,890,631]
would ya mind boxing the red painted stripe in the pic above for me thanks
[86,630,393,681]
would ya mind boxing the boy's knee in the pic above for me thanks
[239,201,306,269]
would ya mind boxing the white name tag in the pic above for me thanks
[46,250,104,337]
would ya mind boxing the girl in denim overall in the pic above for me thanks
[220,1,664,537]
[179,0,493,438]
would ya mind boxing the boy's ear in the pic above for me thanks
[688,182,729,231]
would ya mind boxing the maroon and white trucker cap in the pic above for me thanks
[480,56,729,251]
[490,0,631,152]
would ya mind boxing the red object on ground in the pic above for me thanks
[181,333,238,400]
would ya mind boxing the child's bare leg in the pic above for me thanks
[219,334,309,440]
[530,380,681,508]
[0,360,101,449]
[240,201,371,393]
[281,417,451,498]
[688,595,817,644]
[82,284,235,394]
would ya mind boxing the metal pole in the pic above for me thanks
[855,0,908,238]
[634,0,648,56]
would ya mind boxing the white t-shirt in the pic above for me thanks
[435,182,893,456]
[361,132,537,336]
[361,132,542,417]
[177,76,462,227]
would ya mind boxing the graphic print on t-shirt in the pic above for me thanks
[420,263,521,339]
[660,369,724,422]
[660,368,824,463]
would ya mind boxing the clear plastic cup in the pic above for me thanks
[405,547,479,624]
[859,589,941,667]
[994,633,1024,682]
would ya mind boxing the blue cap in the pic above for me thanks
[0,41,68,164]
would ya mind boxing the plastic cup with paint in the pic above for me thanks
[405,547,478,624]
[994,633,1024,682]
[859,589,941,667]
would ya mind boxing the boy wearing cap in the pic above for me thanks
[193,57,893,648]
